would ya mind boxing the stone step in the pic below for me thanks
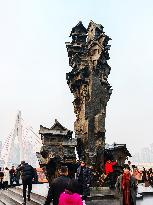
[0,188,46,205]
[0,191,20,205]
[6,189,44,205]
[10,187,46,204]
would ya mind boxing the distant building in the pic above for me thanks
[141,147,151,163]
[132,145,153,164]
[131,152,141,164]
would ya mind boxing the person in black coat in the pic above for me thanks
[76,161,91,200]
[17,161,34,205]
[9,166,16,186]
[0,167,4,189]
[44,166,71,205]
[142,167,147,183]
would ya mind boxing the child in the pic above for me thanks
[58,179,83,205]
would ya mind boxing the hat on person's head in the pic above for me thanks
[21,161,25,165]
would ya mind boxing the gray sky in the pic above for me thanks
[0,0,153,156]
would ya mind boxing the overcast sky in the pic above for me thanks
[0,0,153,156]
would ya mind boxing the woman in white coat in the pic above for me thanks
[3,167,10,189]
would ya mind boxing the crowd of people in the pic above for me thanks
[43,160,153,205]
[141,167,153,186]
[0,165,20,189]
[44,161,91,205]
[1,159,153,205]
[126,161,153,187]
[104,160,153,187]
[44,160,136,205]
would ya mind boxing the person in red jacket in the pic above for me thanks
[105,160,117,189]
[105,160,117,175]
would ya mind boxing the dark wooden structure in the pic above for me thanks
[37,119,77,183]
